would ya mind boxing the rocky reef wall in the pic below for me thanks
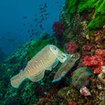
[0,0,105,105]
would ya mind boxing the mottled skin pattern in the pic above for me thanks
[52,53,80,83]
[23,45,57,77]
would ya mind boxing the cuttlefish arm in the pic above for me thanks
[52,53,80,83]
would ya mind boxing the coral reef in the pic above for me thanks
[26,35,57,60]
[52,22,64,38]
[52,22,65,47]
[98,66,105,85]
[72,67,92,90]
[68,101,77,105]
[83,44,92,51]
[0,48,6,62]
[1,0,105,105]
[36,98,51,105]
[66,0,105,33]
[65,41,78,54]
[83,49,105,74]
[80,86,91,96]
[0,34,57,105]
[88,26,105,49]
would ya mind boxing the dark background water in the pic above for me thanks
[0,0,65,61]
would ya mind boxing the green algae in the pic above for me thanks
[66,0,78,19]
[66,0,105,33]
[26,36,56,60]
[77,0,97,13]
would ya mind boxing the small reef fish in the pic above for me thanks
[10,45,68,88]
[52,53,80,83]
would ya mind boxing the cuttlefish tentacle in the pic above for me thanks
[50,45,68,63]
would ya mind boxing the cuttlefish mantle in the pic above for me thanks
[52,53,80,83]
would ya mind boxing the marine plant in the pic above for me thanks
[66,0,105,33]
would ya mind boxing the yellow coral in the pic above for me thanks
[86,35,89,39]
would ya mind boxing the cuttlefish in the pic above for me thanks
[10,45,68,88]
[52,53,80,83]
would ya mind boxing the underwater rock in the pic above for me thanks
[51,86,85,105]
[89,75,105,105]
[98,66,105,85]
[72,67,92,90]
[68,101,77,105]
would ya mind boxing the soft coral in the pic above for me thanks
[83,49,105,74]
[52,22,64,38]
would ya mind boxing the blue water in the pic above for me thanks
[0,0,65,59]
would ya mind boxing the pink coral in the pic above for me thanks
[68,101,77,105]
[77,45,92,68]
[95,49,105,61]
[95,49,104,56]
[83,50,104,74]
[65,41,78,54]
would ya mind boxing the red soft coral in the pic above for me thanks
[83,56,92,66]
[95,49,104,56]
[52,22,64,38]
[92,66,102,74]
[65,41,78,54]
[83,50,104,74]
[68,101,77,105]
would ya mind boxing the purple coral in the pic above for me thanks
[65,41,78,54]
[52,22,64,38]
[83,44,92,51]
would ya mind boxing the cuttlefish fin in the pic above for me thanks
[28,70,45,82]
[52,59,59,68]
[46,66,53,71]
[10,70,26,88]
